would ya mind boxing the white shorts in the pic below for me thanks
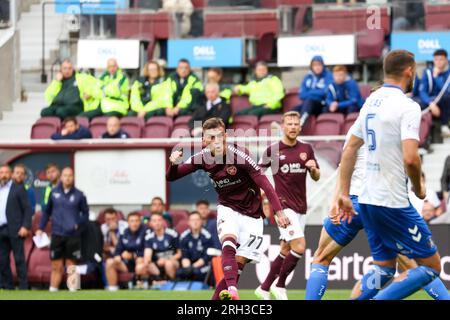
[217,205,264,263]
[278,208,306,242]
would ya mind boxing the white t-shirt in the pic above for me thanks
[344,125,366,197]
[351,85,422,208]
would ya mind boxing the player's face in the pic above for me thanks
[177,62,190,79]
[203,127,226,156]
[107,59,118,75]
[106,117,120,136]
[333,70,346,85]
[311,61,324,75]
[150,215,164,231]
[196,204,209,220]
[405,65,416,94]
[60,168,74,188]
[189,214,202,231]
[150,199,164,214]
[46,167,60,184]
[207,70,221,83]
[128,215,141,232]
[12,167,26,184]
[433,55,448,71]
[255,65,268,79]
[0,166,12,184]
[61,62,74,79]
[282,116,301,141]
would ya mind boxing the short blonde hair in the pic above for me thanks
[282,111,301,123]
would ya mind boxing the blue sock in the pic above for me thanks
[355,265,396,300]
[423,277,450,300]
[374,266,439,300]
[305,264,329,300]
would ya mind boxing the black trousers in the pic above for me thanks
[0,225,28,290]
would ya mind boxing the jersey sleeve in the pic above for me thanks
[307,144,320,169]
[350,112,364,139]
[400,103,421,141]
[166,153,203,181]
[258,145,273,168]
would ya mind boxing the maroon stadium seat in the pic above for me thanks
[144,117,173,138]
[32,211,52,235]
[425,3,450,30]
[191,0,205,8]
[342,112,360,135]
[120,117,144,138]
[30,117,61,139]
[171,125,191,138]
[282,92,301,113]
[170,209,190,228]
[89,117,109,138]
[76,117,90,129]
[358,84,372,100]
[27,247,52,284]
[175,219,189,235]
[174,115,191,126]
[248,32,275,65]
[209,210,217,220]
[419,111,432,147]
[228,115,258,137]
[313,141,344,167]
[357,29,385,60]
[313,113,344,135]
[231,95,251,114]
[301,115,316,136]
[116,12,172,40]
[118,272,134,284]
[257,114,283,136]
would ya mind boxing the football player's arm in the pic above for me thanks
[166,151,199,181]
[329,167,341,225]
[143,247,153,266]
[114,236,124,263]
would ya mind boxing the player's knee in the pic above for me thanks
[313,253,333,266]
[291,242,305,255]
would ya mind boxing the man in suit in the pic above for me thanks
[0,164,33,290]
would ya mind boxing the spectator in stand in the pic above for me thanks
[150,196,173,228]
[409,173,443,220]
[206,68,232,104]
[105,211,147,291]
[143,213,181,281]
[101,116,130,139]
[295,55,333,126]
[166,59,203,118]
[36,167,89,292]
[441,154,450,207]
[42,59,101,119]
[162,0,194,37]
[0,164,32,290]
[51,117,92,140]
[42,163,60,212]
[188,82,232,137]
[0,0,10,29]
[196,200,220,250]
[12,164,36,214]
[177,211,213,281]
[81,58,129,120]
[129,60,173,120]
[419,49,450,136]
[408,74,423,108]
[101,208,128,259]
[325,65,364,114]
[234,61,285,117]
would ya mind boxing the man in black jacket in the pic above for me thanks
[188,82,231,137]
[0,164,33,290]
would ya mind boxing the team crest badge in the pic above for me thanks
[226,166,237,176]
[299,152,307,161]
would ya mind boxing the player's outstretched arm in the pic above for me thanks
[403,139,426,199]
[166,150,198,181]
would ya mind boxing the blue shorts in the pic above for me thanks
[358,203,438,261]
[324,195,364,247]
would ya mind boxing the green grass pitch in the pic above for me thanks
[0,289,436,300]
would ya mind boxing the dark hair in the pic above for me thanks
[103,207,117,216]
[151,196,164,205]
[202,117,226,131]
[383,50,415,79]
[433,49,448,58]
[178,59,190,65]
[196,199,210,207]
[127,211,141,220]
[63,116,78,126]
[45,163,60,171]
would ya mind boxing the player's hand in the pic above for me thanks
[169,149,183,165]
[55,72,63,82]
[429,102,440,117]
[18,227,29,238]
[330,102,338,112]
[415,181,427,200]
[328,202,341,225]
[274,210,290,229]
[305,159,317,170]
[338,195,355,224]
[35,229,43,237]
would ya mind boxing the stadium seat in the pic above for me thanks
[175,219,189,234]
[144,117,173,138]
[248,32,275,65]
[116,12,172,40]
[358,84,372,100]
[170,116,192,138]
[174,115,191,126]
[425,3,450,30]
[209,210,217,220]
[27,247,52,284]
[301,115,316,136]
[282,92,301,113]
[313,141,344,167]
[89,117,109,139]
[231,94,251,114]
[118,272,134,284]
[30,117,61,139]
[77,117,90,129]
[357,29,385,60]
[191,0,205,8]
[170,209,190,228]
[342,112,360,135]
[120,117,144,138]
[257,114,283,136]
[228,115,258,137]
[313,113,344,136]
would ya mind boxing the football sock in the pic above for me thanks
[305,263,329,300]
[211,278,227,300]
[355,265,395,300]
[373,266,438,300]
[276,250,302,288]
[260,254,285,291]
[221,237,239,289]
[423,277,450,300]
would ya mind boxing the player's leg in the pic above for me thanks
[164,258,180,280]
[105,257,128,291]
[397,254,450,300]
[217,255,249,300]
[50,259,64,291]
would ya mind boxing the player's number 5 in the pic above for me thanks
[366,113,377,151]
